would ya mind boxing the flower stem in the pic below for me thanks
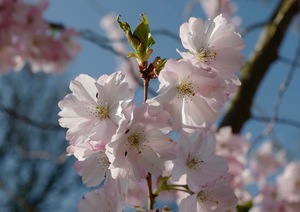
[141,63,156,209]
[146,172,156,209]
[143,78,150,102]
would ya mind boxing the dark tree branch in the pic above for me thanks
[0,102,62,130]
[251,115,300,129]
[15,145,68,164]
[152,29,180,42]
[279,55,300,67]
[218,0,300,133]
[240,21,268,36]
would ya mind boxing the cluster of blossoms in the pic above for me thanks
[0,0,80,74]
[58,14,245,211]
[58,11,300,211]
[215,126,300,211]
[58,14,246,211]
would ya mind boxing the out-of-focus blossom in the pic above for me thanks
[277,162,300,203]
[250,141,285,179]
[199,0,241,26]
[0,0,79,74]
[215,126,253,203]
[250,183,285,212]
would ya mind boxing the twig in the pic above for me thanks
[251,115,300,129]
[15,145,68,164]
[0,102,62,130]
[240,21,268,36]
[279,55,300,67]
[250,34,300,151]
[218,0,300,133]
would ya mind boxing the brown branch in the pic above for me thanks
[240,21,268,36]
[251,115,300,129]
[218,0,300,133]
[279,55,300,67]
[0,102,62,130]
[15,145,68,164]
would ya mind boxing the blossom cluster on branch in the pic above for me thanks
[58,14,248,211]
[0,0,79,74]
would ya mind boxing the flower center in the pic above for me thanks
[95,104,110,119]
[196,47,217,64]
[177,80,195,97]
[128,133,142,147]
[95,152,110,169]
[197,190,218,206]
[126,132,146,154]
[185,153,203,170]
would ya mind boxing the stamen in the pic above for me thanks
[95,153,110,170]
[185,153,204,170]
[95,104,110,119]
[126,132,146,154]
[177,80,195,97]
[196,47,217,64]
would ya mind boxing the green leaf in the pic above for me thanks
[127,51,138,59]
[133,14,155,49]
[116,15,140,51]
[236,201,253,212]
[116,15,131,33]
[117,14,155,64]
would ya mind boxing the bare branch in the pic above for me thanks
[250,34,300,149]
[240,21,268,36]
[269,35,300,130]
[0,102,62,130]
[251,115,300,129]
[152,29,180,42]
[279,55,300,67]
[219,0,300,133]
[15,145,68,164]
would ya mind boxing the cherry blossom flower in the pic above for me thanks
[58,72,134,145]
[78,188,127,212]
[215,126,253,203]
[74,149,111,187]
[0,0,79,74]
[148,59,226,132]
[177,15,244,81]
[106,103,176,181]
[250,141,285,179]
[250,183,285,212]
[179,181,238,212]
[172,130,228,192]
[23,30,80,73]
[277,162,300,203]
[199,0,241,26]
[124,178,148,207]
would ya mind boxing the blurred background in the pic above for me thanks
[0,0,299,211]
